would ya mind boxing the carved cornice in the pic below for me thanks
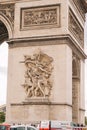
[0,3,15,26]
[11,102,72,107]
[79,108,85,111]
[7,34,87,59]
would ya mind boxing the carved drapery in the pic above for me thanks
[69,9,84,48]
[0,4,14,26]
[22,50,53,98]
[21,5,60,29]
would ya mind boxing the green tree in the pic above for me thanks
[85,116,87,125]
[0,112,5,123]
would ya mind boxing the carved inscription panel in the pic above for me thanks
[21,5,60,29]
[22,50,53,98]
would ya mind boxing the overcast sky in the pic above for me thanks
[0,42,8,105]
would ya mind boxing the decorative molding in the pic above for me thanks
[7,34,87,59]
[21,5,60,29]
[69,9,84,48]
[22,50,53,98]
[11,102,72,107]
[0,3,15,26]
[79,108,85,111]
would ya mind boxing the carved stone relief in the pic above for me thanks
[21,5,60,29]
[22,50,53,98]
[0,4,15,26]
[69,9,84,48]
[72,0,85,20]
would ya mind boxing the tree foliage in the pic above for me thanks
[0,112,5,123]
[85,116,87,125]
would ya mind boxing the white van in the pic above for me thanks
[10,125,38,130]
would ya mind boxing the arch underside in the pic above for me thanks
[0,20,8,44]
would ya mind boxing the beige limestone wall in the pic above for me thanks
[8,104,72,124]
[10,105,50,124]
[79,110,85,124]
[79,60,85,123]
[49,105,72,121]
[72,78,80,123]
[6,41,72,123]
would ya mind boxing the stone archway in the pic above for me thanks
[0,3,14,111]
[0,14,11,106]
[0,3,14,43]
[0,21,8,42]
[0,14,13,44]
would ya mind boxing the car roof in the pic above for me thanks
[0,124,10,126]
[10,125,25,128]
[10,125,37,129]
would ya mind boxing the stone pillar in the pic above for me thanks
[79,60,85,124]
[72,54,85,124]
[72,78,80,123]
[72,55,80,123]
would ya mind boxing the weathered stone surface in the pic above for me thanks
[21,6,59,29]
[0,0,86,124]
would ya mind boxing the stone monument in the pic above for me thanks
[0,0,87,124]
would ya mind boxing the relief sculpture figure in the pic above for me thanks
[23,50,53,98]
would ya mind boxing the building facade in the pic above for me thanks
[0,0,87,124]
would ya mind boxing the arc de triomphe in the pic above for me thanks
[0,0,87,124]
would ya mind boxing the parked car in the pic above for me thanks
[0,123,10,130]
[10,125,38,130]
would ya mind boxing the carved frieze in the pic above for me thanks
[22,50,53,98]
[0,4,14,26]
[21,5,60,29]
[69,9,84,48]
[72,0,85,20]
